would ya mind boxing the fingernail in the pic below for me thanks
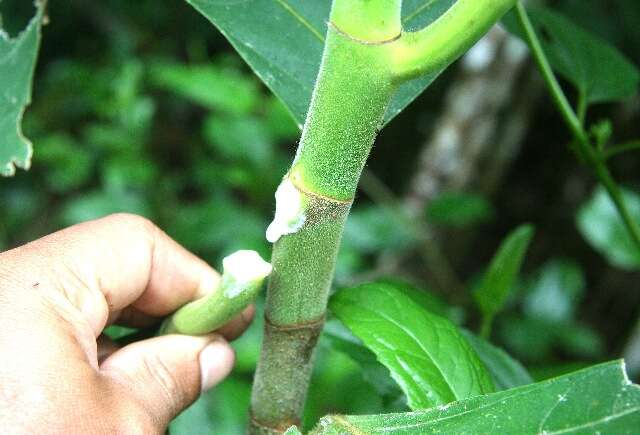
[199,340,235,392]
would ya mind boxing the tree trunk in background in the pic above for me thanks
[405,26,537,216]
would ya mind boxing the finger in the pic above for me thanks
[3,213,220,336]
[100,334,234,429]
[216,304,256,341]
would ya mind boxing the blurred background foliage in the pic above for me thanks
[1,0,639,433]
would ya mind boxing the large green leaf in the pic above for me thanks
[504,5,639,104]
[310,361,640,434]
[577,186,640,270]
[0,3,44,176]
[474,224,534,324]
[184,0,456,127]
[330,282,494,410]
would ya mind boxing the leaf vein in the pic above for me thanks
[273,0,325,42]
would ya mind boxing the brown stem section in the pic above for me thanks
[249,316,324,434]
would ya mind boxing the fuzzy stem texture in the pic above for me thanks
[249,1,519,432]
[162,250,271,335]
[249,8,398,433]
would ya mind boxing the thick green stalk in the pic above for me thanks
[514,2,640,252]
[249,7,399,433]
[249,1,519,432]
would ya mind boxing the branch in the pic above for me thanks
[390,0,517,81]
[602,141,640,160]
[161,250,271,335]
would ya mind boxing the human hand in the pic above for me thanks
[0,214,254,434]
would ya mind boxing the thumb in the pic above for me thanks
[100,334,234,428]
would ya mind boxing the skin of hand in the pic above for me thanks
[0,213,255,434]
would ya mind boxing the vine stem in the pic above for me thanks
[602,141,640,160]
[514,2,640,253]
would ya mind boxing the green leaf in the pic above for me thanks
[323,319,403,402]
[498,315,604,363]
[203,114,274,167]
[185,0,455,127]
[0,3,44,176]
[103,325,137,340]
[170,377,252,435]
[462,330,533,391]
[60,189,151,226]
[577,186,640,270]
[330,282,494,410]
[375,278,464,324]
[474,224,534,325]
[504,6,639,104]
[310,361,640,434]
[36,133,93,193]
[523,258,585,323]
[426,191,495,228]
[342,205,420,254]
[149,62,260,115]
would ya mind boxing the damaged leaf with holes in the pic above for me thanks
[0,2,44,176]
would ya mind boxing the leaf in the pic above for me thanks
[330,282,494,410]
[60,189,152,226]
[149,61,260,115]
[323,319,404,401]
[577,186,640,270]
[523,258,585,323]
[203,114,274,167]
[504,5,639,104]
[473,224,534,322]
[170,377,252,435]
[184,0,456,127]
[342,205,420,254]
[0,2,44,176]
[310,361,640,434]
[462,330,533,391]
[375,278,464,324]
[103,325,137,340]
[426,191,495,228]
[36,133,93,193]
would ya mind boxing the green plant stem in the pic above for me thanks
[602,141,640,160]
[515,2,640,253]
[391,0,517,80]
[514,3,586,144]
[250,1,524,432]
[479,315,493,340]
[249,6,397,432]
[161,250,271,335]
[577,89,587,127]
